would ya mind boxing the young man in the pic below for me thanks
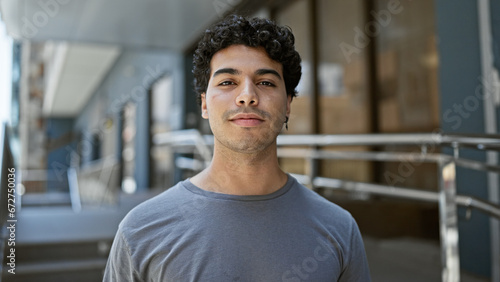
[104,15,371,281]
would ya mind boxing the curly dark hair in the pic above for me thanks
[192,15,302,105]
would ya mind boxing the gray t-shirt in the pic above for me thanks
[104,175,371,281]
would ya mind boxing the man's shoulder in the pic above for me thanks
[290,177,354,223]
[119,180,188,230]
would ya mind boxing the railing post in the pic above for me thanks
[306,149,319,190]
[304,156,314,190]
[438,160,460,282]
[67,167,82,213]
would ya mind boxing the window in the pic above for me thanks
[275,0,314,135]
[275,0,316,177]
[317,0,370,135]
[150,75,175,189]
[375,0,439,133]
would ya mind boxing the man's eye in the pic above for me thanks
[259,81,275,87]
[219,81,235,86]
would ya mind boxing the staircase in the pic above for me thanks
[2,239,111,282]
[0,192,153,282]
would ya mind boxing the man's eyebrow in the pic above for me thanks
[213,68,240,77]
[255,69,282,80]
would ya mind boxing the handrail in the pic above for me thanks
[154,129,500,218]
[17,169,71,194]
[153,129,212,164]
[441,133,500,150]
[276,148,500,174]
[309,175,500,220]
[154,129,500,282]
[277,133,500,149]
[155,131,500,150]
[68,167,82,212]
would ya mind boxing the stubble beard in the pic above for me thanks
[212,117,284,155]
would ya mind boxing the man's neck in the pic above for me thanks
[190,142,287,196]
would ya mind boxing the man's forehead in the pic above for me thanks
[212,68,283,81]
[209,45,283,76]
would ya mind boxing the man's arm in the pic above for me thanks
[103,228,142,282]
[339,218,372,282]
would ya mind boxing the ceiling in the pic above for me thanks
[42,42,121,117]
[0,0,240,49]
[0,0,243,117]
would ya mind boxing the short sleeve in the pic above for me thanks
[103,228,143,282]
[338,217,372,282]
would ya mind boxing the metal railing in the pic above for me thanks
[153,129,500,282]
[17,157,121,212]
[16,169,82,211]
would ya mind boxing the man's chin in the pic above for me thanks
[222,138,275,154]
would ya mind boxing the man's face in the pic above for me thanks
[201,44,291,154]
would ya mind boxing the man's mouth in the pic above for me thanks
[229,113,264,127]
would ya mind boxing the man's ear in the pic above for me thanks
[286,95,292,117]
[201,93,209,119]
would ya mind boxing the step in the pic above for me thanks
[21,193,72,208]
[7,258,108,275]
[12,240,112,264]
[1,258,107,282]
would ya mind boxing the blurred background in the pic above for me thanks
[0,0,499,281]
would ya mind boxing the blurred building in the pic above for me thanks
[0,0,499,281]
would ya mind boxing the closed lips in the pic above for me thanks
[229,113,264,121]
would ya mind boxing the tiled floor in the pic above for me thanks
[364,237,489,282]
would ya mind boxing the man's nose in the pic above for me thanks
[235,80,258,106]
